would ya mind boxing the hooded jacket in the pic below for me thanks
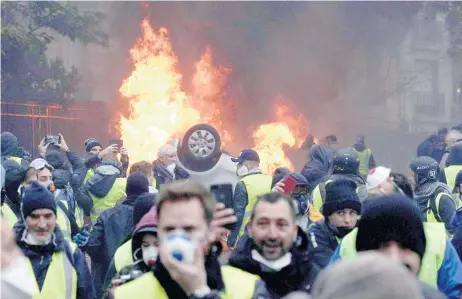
[102,208,158,296]
[306,220,341,273]
[1,132,20,157]
[301,145,332,193]
[86,172,148,298]
[229,228,318,297]
[152,160,190,190]
[14,222,95,299]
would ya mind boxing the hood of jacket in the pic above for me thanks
[447,144,462,166]
[85,165,120,198]
[131,208,158,259]
[1,132,19,157]
[353,143,366,152]
[301,145,332,191]
[229,227,315,295]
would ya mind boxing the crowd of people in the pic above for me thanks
[1,125,462,299]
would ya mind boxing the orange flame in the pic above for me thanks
[119,19,232,162]
[253,98,310,175]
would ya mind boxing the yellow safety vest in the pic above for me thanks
[352,148,372,177]
[239,174,272,236]
[444,165,462,192]
[90,178,127,223]
[339,222,446,288]
[56,205,72,242]
[311,179,334,211]
[1,203,19,228]
[26,242,78,299]
[114,265,260,299]
[114,240,133,272]
[84,169,95,184]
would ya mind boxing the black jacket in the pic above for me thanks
[229,228,318,297]
[14,222,95,299]
[85,195,138,298]
[152,160,190,190]
[306,220,339,272]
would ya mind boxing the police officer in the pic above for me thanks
[14,183,95,299]
[227,149,272,248]
[410,156,457,232]
[311,148,367,211]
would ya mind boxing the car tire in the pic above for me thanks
[179,124,222,172]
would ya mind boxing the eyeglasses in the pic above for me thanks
[29,159,54,171]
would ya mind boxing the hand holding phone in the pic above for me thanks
[282,174,297,195]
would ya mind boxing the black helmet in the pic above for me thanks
[409,156,439,186]
[332,148,360,175]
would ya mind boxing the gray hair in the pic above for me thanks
[157,143,177,159]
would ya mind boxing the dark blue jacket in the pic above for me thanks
[306,220,339,272]
[152,160,190,190]
[14,222,95,299]
[301,145,332,193]
[85,195,138,298]
[229,228,318,297]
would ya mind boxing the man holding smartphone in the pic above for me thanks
[228,149,272,249]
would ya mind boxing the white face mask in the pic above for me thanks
[166,163,176,175]
[236,165,249,177]
[251,249,292,271]
[142,245,158,266]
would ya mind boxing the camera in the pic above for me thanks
[45,135,61,145]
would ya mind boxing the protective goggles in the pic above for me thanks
[29,158,54,171]
[292,185,308,196]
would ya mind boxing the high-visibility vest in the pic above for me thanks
[311,179,334,211]
[444,165,462,192]
[56,205,72,242]
[114,265,260,299]
[239,174,272,236]
[1,203,19,228]
[352,148,372,176]
[84,169,95,184]
[55,190,85,229]
[114,240,133,272]
[339,222,446,288]
[26,242,78,299]
[90,178,127,223]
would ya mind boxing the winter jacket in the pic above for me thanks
[85,193,139,298]
[14,222,95,299]
[152,160,190,190]
[306,220,340,272]
[85,154,130,179]
[353,143,376,171]
[301,145,332,193]
[102,207,158,293]
[451,207,462,262]
[229,228,318,297]
[418,135,437,157]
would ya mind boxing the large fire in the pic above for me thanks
[119,18,311,174]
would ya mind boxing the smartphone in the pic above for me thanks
[109,139,123,148]
[282,174,297,195]
[210,184,235,230]
[45,135,61,145]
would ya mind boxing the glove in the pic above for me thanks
[72,230,90,247]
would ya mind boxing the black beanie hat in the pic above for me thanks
[21,182,57,219]
[133,193,156,226]
[84,138,102,153]
[323,179,361,217]
[45,150,66,169]
[356,195,426,261]
[126,172,150,198]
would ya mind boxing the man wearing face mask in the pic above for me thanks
[103,207,159,298]
[152,143,190,190]
[306,179,361,274]
[330,195,462,299]
[228,149,272,248]
[13,183,95,299]
[111,180,263,299]
[229,192,318,297]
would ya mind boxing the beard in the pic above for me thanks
[26,230,52,245]
[253,238,289,261]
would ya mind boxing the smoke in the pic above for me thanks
[105,2,421,170]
